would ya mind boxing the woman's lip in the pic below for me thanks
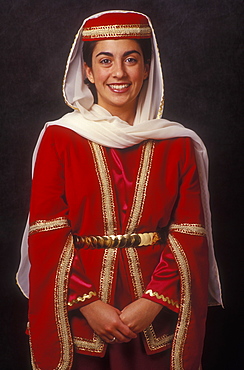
[107,83,131,93]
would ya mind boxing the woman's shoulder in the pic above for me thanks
[43,124,88,146]
[155,136,194,152]
[154,136,197,167]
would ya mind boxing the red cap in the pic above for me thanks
[82,12,152,41]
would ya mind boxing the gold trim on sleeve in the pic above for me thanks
[168,234,192,370]
[68,291,97,307]
[28,234,74,370]
[29,217,70,235]
[54,234,74,370]
[170,223,206,237]
[144,289,179,309]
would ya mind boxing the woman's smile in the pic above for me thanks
[107,83,131,93]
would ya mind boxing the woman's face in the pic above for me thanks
[84,39,149,121]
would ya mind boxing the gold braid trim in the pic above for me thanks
[29,328,39,370]
[89,141,117,235]
[170,223,206,237]
[144,289,179,309]
[124,140,173,351]
[73,142,117,355]
[29,217,70,235]
[82,24,152,39]
[126,140,155,235]
[54,234,74,370]
[29,234,74,370]
[73,333,104,353]
[143,325,174,351]
[68,291,97,307]
[168,234,191,370]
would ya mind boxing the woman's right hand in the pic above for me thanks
[79,300,137,344]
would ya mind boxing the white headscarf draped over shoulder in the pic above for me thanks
[17,10,222,306]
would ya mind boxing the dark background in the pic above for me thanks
[0,1,243,369]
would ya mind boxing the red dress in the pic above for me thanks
[28,125,208,370]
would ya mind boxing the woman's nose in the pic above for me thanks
[112,61,126,78]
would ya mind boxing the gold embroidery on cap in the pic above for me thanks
[82,24,152,39]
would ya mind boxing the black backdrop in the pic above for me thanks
[0,1,243,369]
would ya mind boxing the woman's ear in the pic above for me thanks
[84,63,95,84]
[143,63,150,80]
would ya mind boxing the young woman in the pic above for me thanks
[17,10,222,370]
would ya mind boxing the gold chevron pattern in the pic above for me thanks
[144,289,179,308]
[68,291,97,307]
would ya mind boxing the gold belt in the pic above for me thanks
[73,231,163,249]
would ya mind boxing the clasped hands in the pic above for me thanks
[79,298,162,344]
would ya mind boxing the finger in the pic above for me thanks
[112,328,136,343]
[101,334,116,344]
[118,323,137,339]
[114,307,122,315]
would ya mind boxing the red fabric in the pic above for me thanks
[83,13,149,29]
[72,340,171,370]
[28,126,208,369]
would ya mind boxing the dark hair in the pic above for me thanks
[82,38,152,102]
[83,41,98,68]
[82,41,98,101]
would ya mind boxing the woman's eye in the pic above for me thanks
[125,57,137,64]
[100,58,111,65]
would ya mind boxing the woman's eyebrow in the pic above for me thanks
[123,50,141,57]
[95,51,113,58]
[95,50,141,58]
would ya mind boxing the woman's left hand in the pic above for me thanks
[120,298,163,333]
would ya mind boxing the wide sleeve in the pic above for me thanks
[142,138,209,318]
[28,127,98,305]
[27,127,97,370]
